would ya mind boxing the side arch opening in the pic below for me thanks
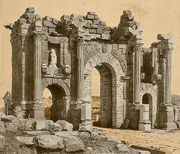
[42,84,69,121]
[142,93,153,128]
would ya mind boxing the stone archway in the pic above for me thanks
[41,79,70,121]
[83,53,125,128]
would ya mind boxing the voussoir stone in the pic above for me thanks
[56,120,73,131]
[34,135,64,150]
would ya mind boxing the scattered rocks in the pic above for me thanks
[56,120,73,131]
[34,135,64,150]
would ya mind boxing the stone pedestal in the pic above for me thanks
[33,102,45,119]
[136,104,151,131]
[163,104,177,130]
[80,102,92,130]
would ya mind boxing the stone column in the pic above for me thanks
[33,32,44,119]
[133,44,142,104]
[76,37,84,102]
[20,35,26,105]
[165,49,172,104]
[164,45,177,130]
[60,42,64,66]
[157,34,177,130]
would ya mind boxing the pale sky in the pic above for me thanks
[1,0,180,104]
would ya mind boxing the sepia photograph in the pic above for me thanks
[0,0,180,153]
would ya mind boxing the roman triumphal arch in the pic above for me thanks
[5,7,178,131]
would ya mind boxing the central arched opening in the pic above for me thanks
[91,63,113,128]
[42,84,68,121]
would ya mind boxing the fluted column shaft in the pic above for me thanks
[33,32,42,103]
[77,37,84,101]
[133,45,142,104]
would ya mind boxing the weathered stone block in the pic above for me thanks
[34,135,64,149]
[16,136,34,145]
[43,20,56,28]
[102,33,110,40]
[34,120,50,131]
[86,14,94,20]
[56,120,73,131]
[43,16,53,22]
[65,137,84,152]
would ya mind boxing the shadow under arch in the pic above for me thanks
[42,81,70,122]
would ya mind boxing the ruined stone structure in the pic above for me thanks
[5,7,179,130]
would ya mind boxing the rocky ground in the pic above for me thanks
[0,114,151,154]
[99,127,180,154]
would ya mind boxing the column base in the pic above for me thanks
[69,101,81,130]
[139,123,151,131]
[79,120,93,132]
[163,122,177,130]
[163,104,177,130]
[176,121,180,128]
[33,100,45,119]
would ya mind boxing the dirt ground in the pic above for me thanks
[98,127,180,154]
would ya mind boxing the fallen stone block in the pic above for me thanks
[34,120,50,131]
[23,131,50,136]
[18,119,35,131]
[34,135,64,150]
[16,136,34,145]
[43,20,56,28]
[42,16,52,22]
[56,120,73,131]
[65,137,84,153]
[55,132,84,153]
[49,121,62,131]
